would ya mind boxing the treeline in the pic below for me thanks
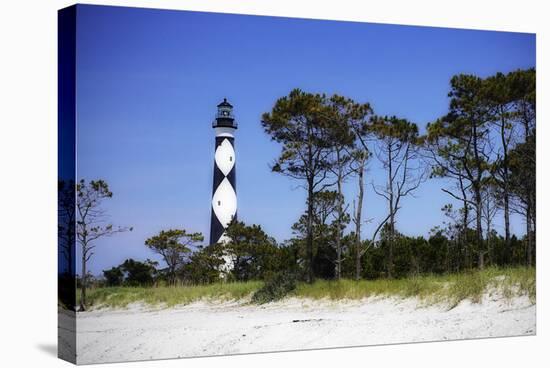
[59,68,535,310]
[83,220,529,289]
[425,70,536,270]
[259,68,535,282]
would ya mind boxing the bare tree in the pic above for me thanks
[77,179,131,310]
[58,180,76,276]
[325,95,361,279]
[344,101,374,280]
[424,131,476,270]
[370,116,425,277]
[481,182,500,265]
[350,151,368,279]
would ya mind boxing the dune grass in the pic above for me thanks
[294,266,535,307]
[80,266,534,309]
[81,280,263,309]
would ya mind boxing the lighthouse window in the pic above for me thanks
[229,156,232,162]
[217,201,221,206]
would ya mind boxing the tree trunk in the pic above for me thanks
[471,118,484,270]
[524,120,535,267]
[387,145,394,278]
[355,158,365,280]
[528,190,535,267]
[486,215,492,266]
[503,191,511,264]
[335,150,343,280]
[500,113,512,264]
[474,188,484,270]
[460,178,469,271]
[65,226,74,277]
[526,206,533,267]
[388,212,394,278]
[80,244,87,311]
[478,251,484,269]
[306,178,315,283]
[462,204,469,270]
[170,266,177,285]
[485,195,493,266]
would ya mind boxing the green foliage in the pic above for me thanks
[225,219,294,281]
[181,242,226,284]
[261,89,333,153]
[103,266,124,286]
[262,89,339,282]
[103,259,158,286]
[290,190,353,280]
[80,69,536,311]
[145,229,203,284]
[121,259,157,286]
[370,115,419,143]
[81,267,534,309]
[338,229,531,281]
[424,69,536,268]
[252,272,298,304]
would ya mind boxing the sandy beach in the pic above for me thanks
[72,294,535,364]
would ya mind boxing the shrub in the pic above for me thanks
[103,266,124,286]
[252,272,297,304]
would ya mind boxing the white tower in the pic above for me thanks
[210,98,238,244]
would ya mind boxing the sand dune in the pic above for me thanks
[74,294,535,364]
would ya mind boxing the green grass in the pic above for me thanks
[80,280,263,309]
[294,267,535,308]
[293,276,442,301]
[80,266,535,309]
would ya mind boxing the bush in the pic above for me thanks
[252,272,297,304]
[103,266,124,286]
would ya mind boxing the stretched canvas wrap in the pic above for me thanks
[58,4,536,365]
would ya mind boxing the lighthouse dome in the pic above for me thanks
[213,98,238,129]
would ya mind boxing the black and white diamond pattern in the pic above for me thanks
[210,136,237,244]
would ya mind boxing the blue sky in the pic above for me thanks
[74,4,535,274]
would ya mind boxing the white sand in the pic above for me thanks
[74,294,535,364]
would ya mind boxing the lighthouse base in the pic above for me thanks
[218,253,235,279]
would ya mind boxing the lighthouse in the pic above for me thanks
[210,98,238,244]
